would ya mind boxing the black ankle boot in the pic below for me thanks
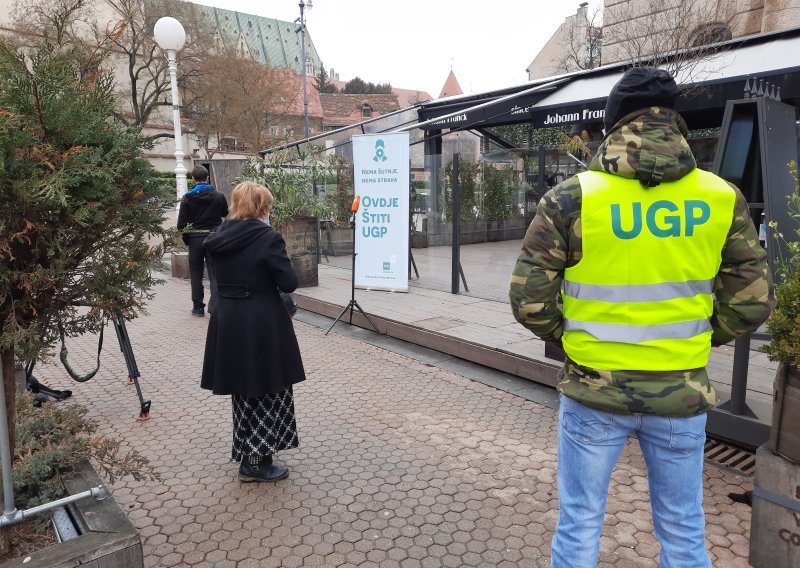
[238,457,288,483]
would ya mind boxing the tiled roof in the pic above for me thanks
[392,87,433,107]
[318,93,400,127]
[188,3,323,76]
[267,68,324,118]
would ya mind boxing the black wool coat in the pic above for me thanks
[201,218,306,396]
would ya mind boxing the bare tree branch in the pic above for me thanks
[603,0,731,85]
[12,0,217,129]
[553,3,603,74]
[190,52,299,158]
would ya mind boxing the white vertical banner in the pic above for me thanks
[352,132,410,292]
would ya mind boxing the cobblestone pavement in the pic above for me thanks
[32,274,755,567]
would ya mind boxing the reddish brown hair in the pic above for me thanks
[228,181,274,220]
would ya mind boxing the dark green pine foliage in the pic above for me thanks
[0,42,175,364]
[343,76,393,94]
[13,393,158,513]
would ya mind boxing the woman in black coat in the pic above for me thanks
[201,181,305,482]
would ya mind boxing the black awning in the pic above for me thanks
[416,28,800,133]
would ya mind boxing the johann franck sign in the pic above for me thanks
[421,96,607,131]
[541,107,605,126]
[430,113,468,127]
[530,102,606,128]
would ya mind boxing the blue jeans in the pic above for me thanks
[552,394,711,568]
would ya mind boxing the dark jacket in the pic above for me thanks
[177,186,228,244]
[509,107,774,417]
[201,219,305,396]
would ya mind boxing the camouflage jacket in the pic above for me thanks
[508,107,774,417]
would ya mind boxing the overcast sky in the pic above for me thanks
[188,0,604,97]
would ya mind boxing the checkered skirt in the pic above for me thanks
[231,386,299,462]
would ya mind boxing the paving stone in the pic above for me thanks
[30,273,756,566]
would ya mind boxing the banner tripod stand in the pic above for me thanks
[326,208,382,336]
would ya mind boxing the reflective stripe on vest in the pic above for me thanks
[562,169,736,371]
[564,318,713,343]
[562,278,714,303]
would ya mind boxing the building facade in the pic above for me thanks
[528,0,800,81]
[0,0,326,169]
[603,0,800,65]
[319,93,401,131]
[527,3,601,81]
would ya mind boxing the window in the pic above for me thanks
[284,127,293,136]
[362,104,373,118]
[220,137,246,152]
[270,126,280,136]
[690,23,732,47]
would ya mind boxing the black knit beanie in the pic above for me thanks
[603,67,680,132]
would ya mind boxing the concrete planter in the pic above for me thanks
[170,251,208,281]
[410,232,428,249]
[170,233,188,279]
[411,217,526,248]
[411,218,444,248]
[323,227,353,257]
[170,251,190,279]
[485,218,526,242]
[0,461,142,568]
[443,220,487,245]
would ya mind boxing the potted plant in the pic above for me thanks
[761,160,800,464]
[239,144,334,286]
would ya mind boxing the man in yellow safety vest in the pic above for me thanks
[509,67,774,567]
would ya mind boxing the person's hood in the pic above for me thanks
[183,186,218,205]
[204,218,269,256]
[588,107,696,187]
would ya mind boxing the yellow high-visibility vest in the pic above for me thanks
[562,169,737,371]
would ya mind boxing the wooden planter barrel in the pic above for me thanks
[770,363,800,465]
[749,444,800,568]
[279,216,319,288]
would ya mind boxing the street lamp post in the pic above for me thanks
[153,17,188,209]
[296,0,313,139]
